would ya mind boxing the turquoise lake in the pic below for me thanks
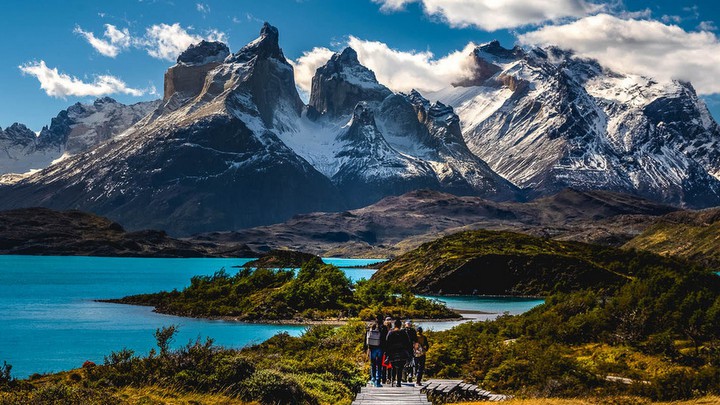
[0,255,543,378]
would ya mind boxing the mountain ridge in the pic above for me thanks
[1,25,719,236]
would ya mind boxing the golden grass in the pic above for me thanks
[461,396,720,405]
[114,385,256,404]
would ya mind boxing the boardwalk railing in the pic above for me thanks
[422,379,510,402]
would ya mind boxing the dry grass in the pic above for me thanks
[461,396,720,405]
[114,386,255,404]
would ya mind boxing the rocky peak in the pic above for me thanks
[93,97,118,107]
[339,102,384,145]
[350,102,376,126]
[337,47,360,65]
[230,22,286,64]
[476,40,525,60]
[309,47,392,116]
[2,123,36,144]
[164,41,229,102]
[177,40,230,66]
[452,47,504,87]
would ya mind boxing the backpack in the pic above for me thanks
[367,329,381,347]
[414,335,428,357]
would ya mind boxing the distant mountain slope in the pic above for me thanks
[428,41,720,207]
[370,229,672,295]
[0,98,159,177]
[624,208,720,267]
[195,188,677,257]
[0,208,254,257]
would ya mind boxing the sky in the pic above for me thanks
[3,0,720,131]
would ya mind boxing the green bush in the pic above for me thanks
[238,369,316,405]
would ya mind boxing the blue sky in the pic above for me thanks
[3,0,720,131]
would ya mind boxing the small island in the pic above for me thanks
[103,257,459,322]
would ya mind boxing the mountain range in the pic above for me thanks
[0,97,158,182]
[1,23,719,236]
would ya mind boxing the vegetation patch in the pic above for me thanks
[424,261,720,401]
[104,258,459,321]
[0,322,367,405]
[373,229,691,295]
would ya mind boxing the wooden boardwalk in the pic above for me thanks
[353,382,432,405]
[352,379,509,404]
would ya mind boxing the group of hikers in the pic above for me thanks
[364,315,430,388]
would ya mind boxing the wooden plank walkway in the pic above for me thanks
[353,382,431,405]
[352,379,510,404]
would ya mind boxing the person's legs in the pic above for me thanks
[415,355,426,385]
[391,361,406,386]
[370,348,383,386]
[381,354,387,383]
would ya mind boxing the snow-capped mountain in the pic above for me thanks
[0,24,344,235]
[2,25,720,235]
[0,98,159,178]
[279,47,518,206]
[428,41,720,207]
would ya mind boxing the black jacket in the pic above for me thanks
[386,328,412,362]
[404,327,417,344]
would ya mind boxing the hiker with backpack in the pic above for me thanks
[365,320,384,387]
[414,326,430,386]
[386,319,413,387]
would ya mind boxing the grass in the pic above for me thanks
[372,229,688,296]
[625,221,720,267]
[114,386,254,404]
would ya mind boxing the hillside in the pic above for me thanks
[196,188,677,257]
[624,207,720,267]
[0,207,254,257]
[371,229,687,295]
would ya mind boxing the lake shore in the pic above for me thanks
[97,299,489,325]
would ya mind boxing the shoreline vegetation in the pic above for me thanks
[4,229,720,404]
[101,258,461,322]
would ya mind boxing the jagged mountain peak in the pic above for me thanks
[337,47,360,65]
[428,40,720,208]
[351,102,374,124]
[474,40,525,61]
[177,40,230,66]
[230,22,286,64]
[341,102,382,144]
[309,47,391,116]
[93,96,118,106]
[1,123,36,149]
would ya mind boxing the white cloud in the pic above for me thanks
[74,22,226,61]
[291,38,478,94]
[140,23,227,61]
[698,21,718,32]
[74,24,131,58]
[372,0,605,31]
[19,61,148,98]
[196,3,209,14]
[519,13,720,95]
[347,37,477,93]
[290,47,335,95]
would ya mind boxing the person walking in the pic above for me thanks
[403,320,418,382]
[365,321,384,387]
[382,316,393,384]
[385,319,412,387]
[414,326,430,386]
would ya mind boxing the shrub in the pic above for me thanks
[238,369,316,405]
